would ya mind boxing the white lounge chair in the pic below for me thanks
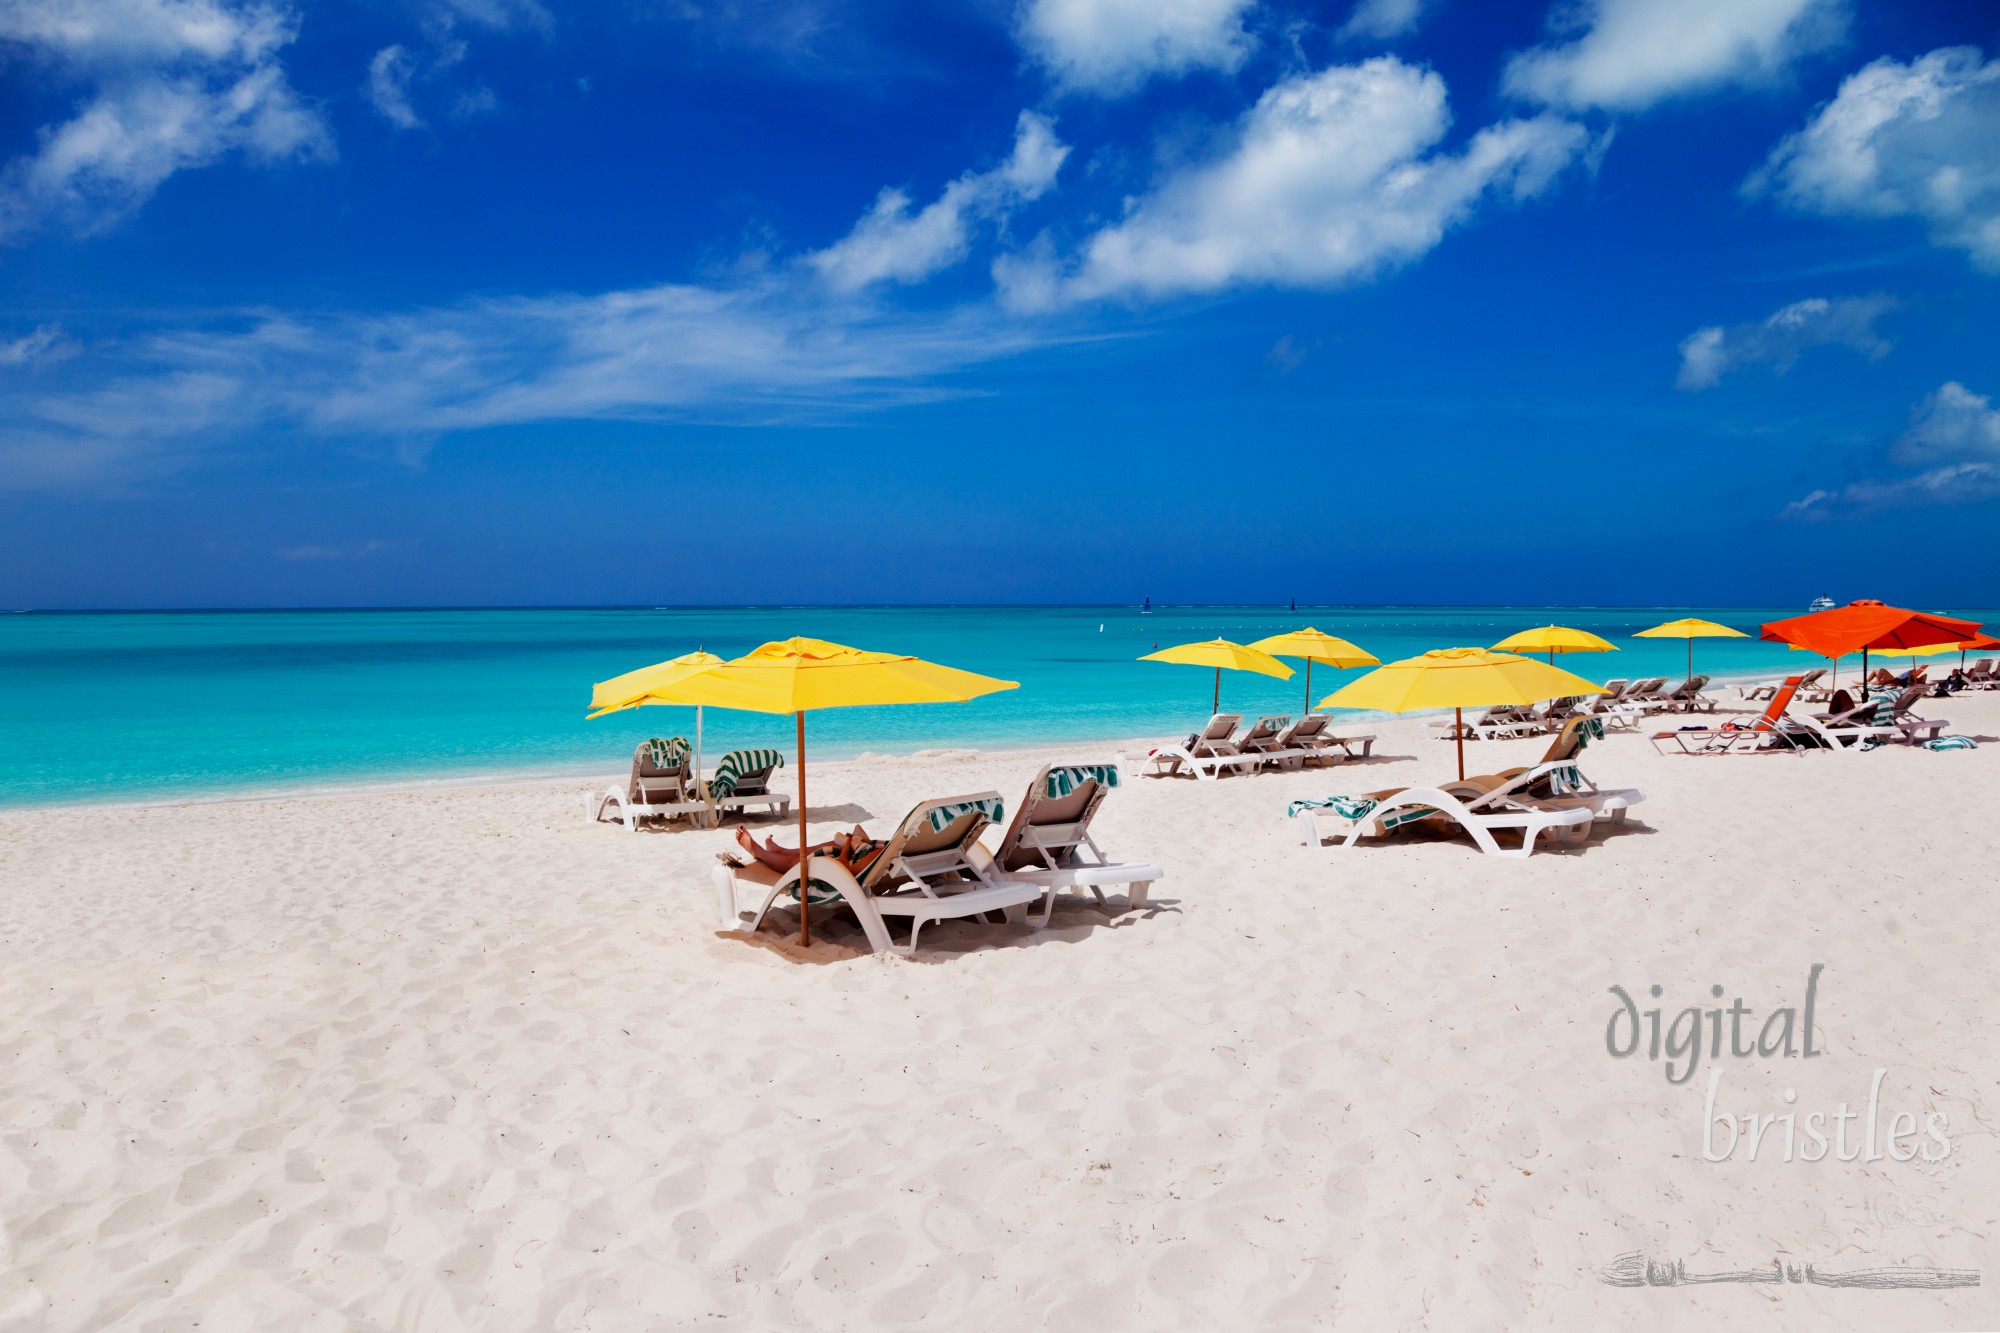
[703,748,791,823]
[1292,785,1592,859]
[1464,717,1645,822]
[1739,668,1823,702]
[712,793,1054,955]
[1271,714,1376,766]
[1131,713,1266,780]
[589,737,708,830]
[1622,677,1671,708]
[1652,678,1817,755]
[1424,706,1539,742]
[988,763,1162,912]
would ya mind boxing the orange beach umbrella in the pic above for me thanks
[1760,601,1981,691]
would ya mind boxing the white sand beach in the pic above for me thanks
[4,697,1997,1330]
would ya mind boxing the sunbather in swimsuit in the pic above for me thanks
[735,824,876,874]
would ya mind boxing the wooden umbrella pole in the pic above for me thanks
[1455,707,1465,781]
[1304,659,1312,716]
[1213,667,1220,714]
[796,711,810,948]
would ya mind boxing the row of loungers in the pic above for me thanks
[1126,712,1377,781]
[1426,678,1718,743]
[710,763,1161,955]
[1650,677,1951,755]
[589,739,790,830]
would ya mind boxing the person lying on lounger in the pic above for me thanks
[734,824,878,874]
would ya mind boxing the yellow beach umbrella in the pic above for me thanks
[588,649,727,781]
[1139,638,1291,713]
[588,649,726,717]
[1632,617,1748,694]
[644,637,1018,946]
[1490,625,1617,665]
[1248,628,1378,716]
[1317,647,1609,780]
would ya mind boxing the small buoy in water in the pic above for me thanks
[1099,624,1103,632]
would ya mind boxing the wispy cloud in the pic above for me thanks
[1784,380,2000,517]
[1504,0,1846,113]
[1338,0,1430,42]
[0,324,81,369]
[0,278,1072,492]
[0,0,331,243]
[1749,46,2000,272]
[806,112,1069,293]
[1676,294,1894,389]
[366,45,423,129]
[277,539,398,561]
[1017,0,1256,97]
[999,58,1588,307]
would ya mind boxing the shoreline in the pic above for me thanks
[0,661,1918,814]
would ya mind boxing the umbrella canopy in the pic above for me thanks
[1490,625,1618,665]
[1761,600,1981,694]
[1317,647,1609,779]
[587,649,726,718]
[1139,638,1291,713]
[1632,618,1747,642]
[647,637,1018,946]
[1877,632,2000,658]
[1632,617,1748,692]
[588,649,728,786]
[1247,628,1378,715]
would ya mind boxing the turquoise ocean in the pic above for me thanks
[4,605,1991,808]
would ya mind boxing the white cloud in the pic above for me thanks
[1017,0,1255,96]
[1339,0,1429,41]
[0,278,1070,491]
[433,0,549,32]
[1504,0,1845,112]
[0,0,330,243]
[1675,294,1893,389]
[1784,380,2000,516]
[366,45,423,129]
[0,324,80,368]
[1749,47,2000,272]
[806,112,1069,293]
[1006,58,1586,306]
[1893,381,2000,466]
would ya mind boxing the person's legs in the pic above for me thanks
[737,824,868,874]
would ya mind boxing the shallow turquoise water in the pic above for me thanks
[2,605,1987,807]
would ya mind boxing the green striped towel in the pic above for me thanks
[709,748,784,799]
[1545,762,1585,796]
[1046,764,1120,797]
[1924,735,1978,750]
[796,841,887,903]
[644,737,691,769]
[1868,690,1899,726]
[1288,795,1436,829]
[924,797,1004,832]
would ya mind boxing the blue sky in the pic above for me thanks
[2,0,1997,609]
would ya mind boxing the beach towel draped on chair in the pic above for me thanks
[646,737,692,769]
[1045,764,1120,797]
[708,747,784,799]
[925,796,1004,831]
[1287,794,1437,830]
